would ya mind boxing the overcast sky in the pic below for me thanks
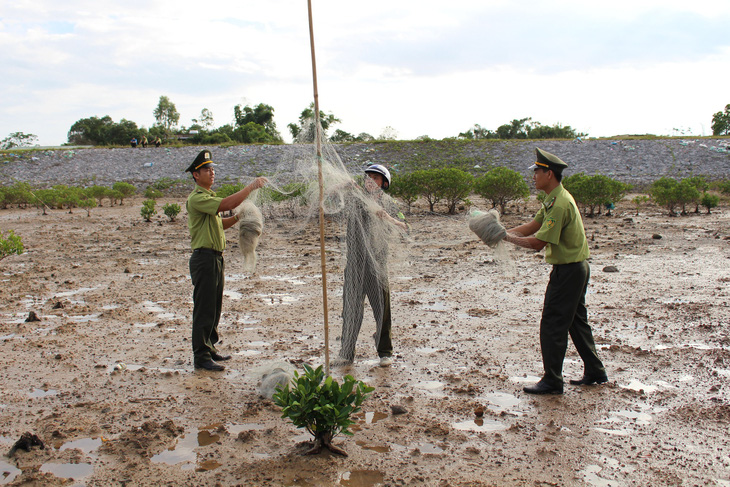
[2,0,729,146]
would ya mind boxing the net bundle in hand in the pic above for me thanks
[468,209,507,247]
[234,192,264,273]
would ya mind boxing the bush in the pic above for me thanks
[700,192,719,214]
[0,230,23,260]
[144,186,163,199]
[473,167,529,214]
[390,173,420,213]
[215,183,246,199]
[112,182,136,204]
[411,167,473,214]
[632,195,649,216]
[78,194,98,216]
[649,177,700,216]
[141,199,157,221]
[563,173,631,217]
[273,364,374,456]
[86,185,111,206]
[162,202,181,221]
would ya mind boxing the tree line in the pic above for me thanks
[62,94,594,148]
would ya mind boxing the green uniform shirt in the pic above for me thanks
[186,185,226,252]
[534,184,589,265]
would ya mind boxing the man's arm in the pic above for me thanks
[217,177,269,213]
[504,220,547,251]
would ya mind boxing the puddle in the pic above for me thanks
[197,459,222,472]
[655,343,730,352]
[579,464,614,487]
[452,418,507,432]
[55,287,99,298]
[0,459,21,484]
[259,293,300,305]
[224,290,243,300]
[414,381,445,391]
[58,437,103,454]
[620,380,658,394]
[593,427,630,436]
[422,302,448,311]
[606,410,653,425]
[226,274,250,282]
[29,388,58,398]
[356,440,391,453]
[481,392,521,411]
[364,411,388,424]
[0,334,16,341]
[197,430,220,447]
[227,423,267,435]
[151,424,229,469]
[412,442,443,454]
[107,363,180,374]
[248,341,271,347]
[339,469,386,486]
[260,275,307,285]
[39,462,94,482]
[67,314,101,323]
[134,322,159,328]
[415,347,442,355]
[235,350,262,357]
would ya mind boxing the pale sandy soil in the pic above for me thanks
[1,195,729,486]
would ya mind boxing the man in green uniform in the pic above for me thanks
[185,149,268,371]
[504,148,607,394]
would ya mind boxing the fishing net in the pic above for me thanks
[233,191,263,273]
[229,121,411,364]
[248,361,297,399]
[468,208,506,247]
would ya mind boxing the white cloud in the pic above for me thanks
[1,1,729,145]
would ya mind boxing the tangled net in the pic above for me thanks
[468,208,507,247]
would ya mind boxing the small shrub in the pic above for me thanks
[144,186,163,199]
[632,195,649,216]
[78,195,98,216]
[701,192,719,214]
[141,199,157,221]
[474,167,529,214]
[390,173,420,213]
[162,202,181,221]
[0,230,24,260]
[273,364,374,456]
[112,182,136,204]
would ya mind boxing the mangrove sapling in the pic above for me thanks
[273,364,374,456]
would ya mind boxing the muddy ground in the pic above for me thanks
[1,195,729,486]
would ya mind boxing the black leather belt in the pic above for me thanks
[193,248,223,256]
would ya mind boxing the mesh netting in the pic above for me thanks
[229,121,411,363]
[467,208,507,247]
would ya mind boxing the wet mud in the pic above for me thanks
[1,196,729,485]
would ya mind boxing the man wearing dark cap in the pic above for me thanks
[503,148,607,394]
[185,149,268,371]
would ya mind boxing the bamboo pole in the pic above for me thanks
[307,0,330,377]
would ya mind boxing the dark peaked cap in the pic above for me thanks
[531,148,568,173]
[185,150,217,173]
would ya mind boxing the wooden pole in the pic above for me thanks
[307,0,330,377]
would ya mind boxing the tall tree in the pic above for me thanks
[1,132,39,149]
[153,96,180,134]
[712,104,730,136]
[193,108,215,130]
[288,103,340,142]
[233,103,281,141]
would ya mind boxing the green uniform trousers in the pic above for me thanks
[540,260,605,387]
[190,250,224,364]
